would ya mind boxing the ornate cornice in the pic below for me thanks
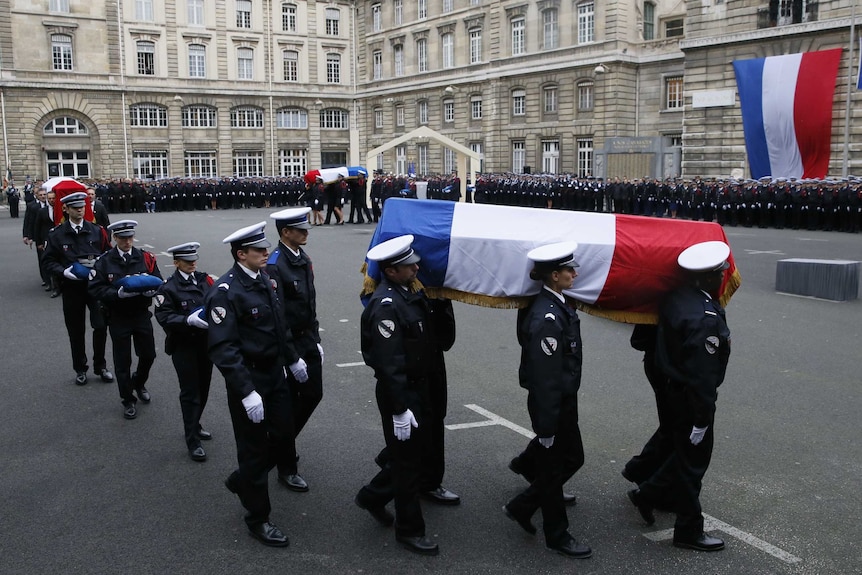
[680,17,858,50]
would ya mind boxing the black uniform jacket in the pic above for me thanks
[205,263,300,399]
[266,243,320,356]
[655,284,731,428]
[42,220,112,284]
[154,270,213,354]
[90,247,163,318]
[517,288,583,438]
[361,278,434,416]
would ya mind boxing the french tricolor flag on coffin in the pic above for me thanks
[733,49,842,180]
[362,199,741,324]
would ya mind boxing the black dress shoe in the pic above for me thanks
[189,446,207,462]
[75,371,87,386]
[354,496,394,526]
[123,403,137,420]
[420,486,460,506]
[98,368,114,383]
[673,533,725,552]
[547,536,592,559]
[563,492,577,506]
[278,473,309,492]
[247,522,290,547]
[50,290,61,298]
[508,457,536,483]
[627,489,655,526]
[136,387,151,403]
[502,504,536,535]
[197,428,213,440]
[395,534,439,555]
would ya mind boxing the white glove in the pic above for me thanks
[186,311,209,329]
[63,266,81,281]
[538,436,555,448]
[317,343,324,364]
[289,358,309,383]
[393,409,418,441]
[241,390,264,423]
[142,289,158,297]
[117,286,137,298]
[690,426,708,446]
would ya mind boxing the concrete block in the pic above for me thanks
[776,259,860,302]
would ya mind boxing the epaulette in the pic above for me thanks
[544,312,556,321]
[267,250,280,265]
[381,296,393,305]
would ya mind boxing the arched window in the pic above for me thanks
[44,117,88,135]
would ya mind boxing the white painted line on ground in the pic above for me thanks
[140,243,155,249]
[744,249,785,255]
[643,514,802,564]
[450,404,803,565]
[796,237,829,242]
[446,404,535,439]
[336,361,367,368]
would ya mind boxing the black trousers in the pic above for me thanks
[623,354,674,486]
[61,281,108,374]
[637,388,715,540]
[290,348,323,439]
[419,374,447,491]
[226,364,295,527]
[506,394,583,547]
[108,314,156,405]
[171,336,212,450]
[348,193,372,223]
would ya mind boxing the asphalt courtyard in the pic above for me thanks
[1,206,860,575]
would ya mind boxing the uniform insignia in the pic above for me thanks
[218,282,229,291]
[544,312,556,321]
[251,307,259,318]
[541,337,558,356]
[270,279,278,290]
[378,319,395,338]
[88,269,97,280]
[211,306,227,324]
[705,336,720,355]
[381,297,393,305]
[154,294,164,307]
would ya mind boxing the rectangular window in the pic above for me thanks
[442,34,454,68]
[418,0,427,19]
[543,9,558,50]
[279,149,307,177]
[320,109,348,129]
[137,41,155,75]
[236,0,252,28]
[418,100,428,124]
[512,141,525,174]
[136,0,154,21]
[417,39,427,72]
[395,105,405,127]
[232,106,264,128]
[49,0,69,12]
[325,8,340,35]
[394,45,404,76]
[443,99,454,123]
[665,18,684,38]
[372,4,382,32]
[577,138,593,177]
[512,89,525,116]
[233,151,263,177]
[470,0,480,5]
[443,0,453,13]
[666,76,683,109]
[469,29,482,64]
[443,148,456,173]
[184,151,217,178]
[375,108,384,129]
[133,151,168,179]
[511,18,525,56]
[643,2,655,40]
[282,3,296,31]
[372,50,382,80]
[46,151,89,178]
[577,82,594,111]
[188,44,206,77]
[52,35,73,71]
[283,50,298,81]
[418,144,428,175]
[578,2,594,43]
[130,105,168,127]
[396,145,407,174]
[470,142,484,172]
[542,140,559,173]
[237,47,254,80]
[182,106,217,127]
[188,0,204,26]
[326,54,341,83]
[276,108,308,128]
[471,97,482,120]
[394,0,403,25]
[544,87,557,113]
[376,153,384,173]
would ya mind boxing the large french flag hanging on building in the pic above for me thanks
[733,49,842,180]
[362,199,741,324]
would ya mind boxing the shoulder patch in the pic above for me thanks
[705,335,720,355]
[381,297,393,305]
[217,282,230,291]
[544,312,556,321]
[154,294,165,307]
[540,337,558,356]
[210,306,227,324]
[378,319,395,338]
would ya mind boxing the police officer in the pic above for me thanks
[502,242,591,559]
[627,241,731,552]
[41,192,114,385]
[266,207,322,492]
[354,235,446,556]
[90,220,162,419]
[154,242,214,462]
[206,221,308,548]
